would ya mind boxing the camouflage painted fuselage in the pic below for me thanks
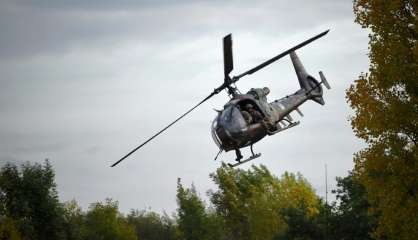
[211,51,327,152]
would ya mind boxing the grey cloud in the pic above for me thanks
[13,0,210,10]
[0,0,353,59]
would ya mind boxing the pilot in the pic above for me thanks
[241,109,253,124]
[245,104,263,123]
[245,103,277,133]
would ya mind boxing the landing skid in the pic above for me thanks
[227,153,261,168]
[268,121,300,135]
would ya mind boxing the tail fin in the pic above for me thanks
[290,51,326,105]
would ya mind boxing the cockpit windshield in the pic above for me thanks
[219,106,247,133]
[211,105,248,148]
[211,119,222,148]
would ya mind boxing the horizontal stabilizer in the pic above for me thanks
[319,71,331,89]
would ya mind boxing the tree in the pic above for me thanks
[330,172,373,240]
[176,179,209,240]
[348,1,418,239]
[278,172,375,240]
[276,201,324,240]
[62,199,84,240]
[0,217,22,240]
[0,161,65,239]
[127,209,177,240]
[209,164,320,240]
[204,208,226,240]
[83,199,137,240]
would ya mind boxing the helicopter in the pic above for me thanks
[111,30,330,168]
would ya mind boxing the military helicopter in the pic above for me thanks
[111,30,330,168]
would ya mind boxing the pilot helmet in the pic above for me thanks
[245,103,254,109]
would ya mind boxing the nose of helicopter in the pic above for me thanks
[211,116,222,148]
[210,105,248,150]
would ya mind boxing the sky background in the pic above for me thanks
[0,0,369,214]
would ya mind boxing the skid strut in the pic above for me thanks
[228,145,261,168]
[228,153,261,168]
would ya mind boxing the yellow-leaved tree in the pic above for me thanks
[347,1,418,239]
[209,164,320,240]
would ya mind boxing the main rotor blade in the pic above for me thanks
[233,30,329,81]
[223,34,233,79]
[111,92,216,167]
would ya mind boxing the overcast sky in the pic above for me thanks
[0,0,369,214]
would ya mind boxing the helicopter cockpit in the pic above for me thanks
[211,99,267,151]
[211,105,247,148]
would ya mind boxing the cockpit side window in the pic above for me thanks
[237,100,263,114]
[237,100,264,125]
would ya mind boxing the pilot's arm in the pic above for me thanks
[241,110,253,124]
[249,109,263,123]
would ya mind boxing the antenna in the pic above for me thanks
[325,164,328,205]
[325,164,328,240]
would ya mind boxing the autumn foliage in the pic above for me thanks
[348,0,418,239]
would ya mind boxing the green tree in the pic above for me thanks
[331,172,373,240]
[204,209,226,240]
[127,209,177,240]
[83,199,137,240]
[0,217,22,240]
[276,201,325,240]
[176,179,209,240]
[0,161,65,239]
[348,1,418,239]
[277,172,374,240]
[62,199,84,240]
[209,164,319,240]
